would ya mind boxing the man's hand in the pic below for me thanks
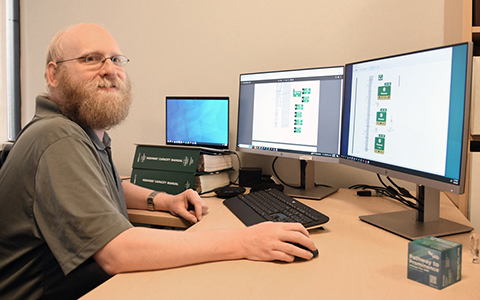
[237,222,317,262]
[158,189,209,223]
[122,182,208,223]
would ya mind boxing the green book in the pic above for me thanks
[132,144,232,173]
[130,168,230,195]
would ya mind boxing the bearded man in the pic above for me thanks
[0,23,316,300]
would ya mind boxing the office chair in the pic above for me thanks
[0,143,13,169]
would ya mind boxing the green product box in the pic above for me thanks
[407,236,462,289]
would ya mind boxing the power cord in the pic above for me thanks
[349,174,423,211]
[271,157,332,189]
[230,151,241,185]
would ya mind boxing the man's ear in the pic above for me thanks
[46,62,59,88]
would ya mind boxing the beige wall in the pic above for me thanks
[19,0,446,190]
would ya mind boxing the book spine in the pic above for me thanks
[131,168,195,195]
[132,145,200,172]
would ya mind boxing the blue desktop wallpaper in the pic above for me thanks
[166,99,229,146]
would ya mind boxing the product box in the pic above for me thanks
[407,236,462,289]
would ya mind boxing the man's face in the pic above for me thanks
[56,64,132,130]
[50,24,133,130]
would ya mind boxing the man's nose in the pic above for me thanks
[100,58,118,77]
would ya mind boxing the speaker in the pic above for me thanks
[239,167,262,187]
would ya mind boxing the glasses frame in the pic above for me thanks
[55,53,130,67]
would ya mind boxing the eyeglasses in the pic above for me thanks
[56,53,130,68]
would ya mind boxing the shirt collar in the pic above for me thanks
[35,95,112,150]
[82,126,111,151]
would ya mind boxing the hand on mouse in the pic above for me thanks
[237,222,317,262]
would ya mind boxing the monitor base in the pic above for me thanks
[283,185,338,200]
[360,210,473,240]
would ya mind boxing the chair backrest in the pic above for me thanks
[0,143,13,169]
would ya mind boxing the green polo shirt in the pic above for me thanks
[0,96,133,299]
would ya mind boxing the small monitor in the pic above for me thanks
[340,42,474,239]
[166,96,229,149]
[236,66,344,199]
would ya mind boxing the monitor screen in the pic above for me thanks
[166,96,229,149]
[340,42,473,239]
[236,66,344,199]
[341,43,471,194]
[237,66,344,161]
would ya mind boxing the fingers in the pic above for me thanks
[191,194,209,222]
[243,222,317,262]
[185,189,208,221]
[276,223,316,260]
[179,189,209,224]
[283,242,316,261]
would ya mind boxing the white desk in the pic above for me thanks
[82,189,480,299]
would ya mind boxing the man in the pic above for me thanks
[0,23,317,299]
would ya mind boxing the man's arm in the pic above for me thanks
[93,221,316,275]
[122,181,208,223]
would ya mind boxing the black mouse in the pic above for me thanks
[288,242,319,259]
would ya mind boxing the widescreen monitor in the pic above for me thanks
[236,66,344,199]
[340,42,474,239]
[166,96,229,149]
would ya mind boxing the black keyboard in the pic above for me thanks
[223,188,329,230]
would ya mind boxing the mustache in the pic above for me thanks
[88,77,126,90]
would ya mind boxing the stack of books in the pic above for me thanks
[130,145,233,194]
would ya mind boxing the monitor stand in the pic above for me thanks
[282,159,338,200]
[359,185,473,240]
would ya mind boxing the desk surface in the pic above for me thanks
[82,189,480,300]
[127,192,224,228]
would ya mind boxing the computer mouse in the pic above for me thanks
[288,242,319,259]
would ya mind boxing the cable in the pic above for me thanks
[386,176,416,200]
[349,174,422,211]
[271,157,332,189]
[377,174,422,210]
[272,157,300,189]
[230,151,241,185]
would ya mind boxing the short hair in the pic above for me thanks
[43,23,109,96]
[44,25,72,95]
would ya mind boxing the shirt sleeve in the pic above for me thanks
[33,134,133,275]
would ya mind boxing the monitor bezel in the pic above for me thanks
[165,96,230,150]
[339,42,473,195]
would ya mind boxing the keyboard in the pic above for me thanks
[223,188,329,230]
